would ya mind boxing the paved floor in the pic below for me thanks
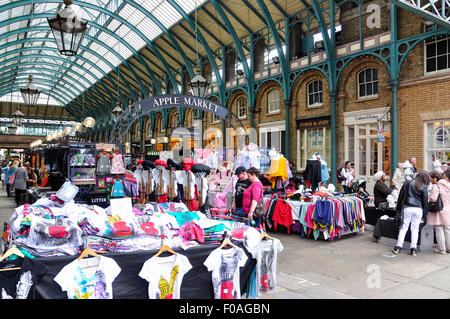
[1,189,449,299]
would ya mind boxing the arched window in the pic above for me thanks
[172,112,180,128]
[307,80,323,107]
[160,116,165,133]
[253,38,266,73]
[237,97,247,119]
[357,68,378,99]
[225,51,236,82]
[267,89,280,114]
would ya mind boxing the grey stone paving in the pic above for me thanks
[1,189,449,299]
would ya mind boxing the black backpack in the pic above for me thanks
[336,167,344,183]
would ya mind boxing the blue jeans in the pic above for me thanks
[236,207,262,228]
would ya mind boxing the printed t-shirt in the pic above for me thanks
[139,253,192,299]
[54,256,121,299]
[203,246,248,299]
[0,257,48,299]
[249,238,283,296]
[242,181,264,215]
[234,179,251,208]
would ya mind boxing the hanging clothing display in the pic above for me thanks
[247,238,283,297]
[111,179,125,198]
[139,253,192,299]
[54,255,121,299]
[267,157,289,189]
[203,246,248,299]
[303,160,322,190]
[96,154,111,175]
[110,154,125,174]
[0,257,48,299]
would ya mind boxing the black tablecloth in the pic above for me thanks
[35,243,256,299]
[373,218,424,244]
[364,207,396,226]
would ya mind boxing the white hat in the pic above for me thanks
[373,171,384,182]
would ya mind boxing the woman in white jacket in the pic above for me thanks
[428,170,450,254]
[341,161,355,194]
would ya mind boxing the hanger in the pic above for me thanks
[154,245,178,258]
[0,247,25,261]
[259,231,275,241]
[77,248,102,269]
[0,247,25,271]
[219,233,237,249]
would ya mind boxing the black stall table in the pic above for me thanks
[364,206,396,226]
[35,243,256,299]
[373,217,434,251]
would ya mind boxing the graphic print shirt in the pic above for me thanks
[0,257,48,299]
[54,256,121,299]
[249,238,283,296]
[139,253,192,299]
[203,246,248,299]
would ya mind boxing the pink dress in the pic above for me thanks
[110,154,125,174]
[428,179,450,226]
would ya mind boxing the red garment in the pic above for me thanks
[157,194,168,203]
[272,199,293,234]
[187,199,198,211]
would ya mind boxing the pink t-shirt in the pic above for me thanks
[242,181,264,215]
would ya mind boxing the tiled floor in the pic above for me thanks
[1,189,449,299]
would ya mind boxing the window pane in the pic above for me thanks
[318,80,322,90]
[360,84,366,97]
[437,55,447,70]
[359,138,367,175]
[427,42,436,57]
[365,69,372,82]
[437,39,447,55]
[372,69,378,81]
[358,71,364,84]
[367,83,373,96]
[426,58,436,72]
[373,81,378,95]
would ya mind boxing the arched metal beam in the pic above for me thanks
[209,0,252,96]
[0,8,155,97]
[0,25,134,96]
[0,82,71,106]
[122,0,194,79]
[167,0,225,102]
[0,76,94,113]
[0,65,104,108]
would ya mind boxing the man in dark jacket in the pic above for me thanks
[373,171,395,208]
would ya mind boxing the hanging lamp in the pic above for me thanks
[48,0,88,56]
[20,75,41,107]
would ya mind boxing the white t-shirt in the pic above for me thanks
[54,256,121,299]
[249,238,283,297]
[341,168,354,186]
[203,246,248,299]
[139,253,192,299]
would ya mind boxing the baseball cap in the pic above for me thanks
[235,166,247,176]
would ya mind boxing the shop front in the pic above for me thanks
[343,107,391,194]
[296,115,331,173]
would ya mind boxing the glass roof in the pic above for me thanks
[0,0,207,107]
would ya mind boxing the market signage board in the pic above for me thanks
[138,95,229,119]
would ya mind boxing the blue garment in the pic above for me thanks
[111,180,125,198]
[320,162,330,183]
[313,200,332,228]
[5,167,16,184]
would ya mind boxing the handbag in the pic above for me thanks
[251,183,265,219]
[428,185,444,213]
[8,171,15,185]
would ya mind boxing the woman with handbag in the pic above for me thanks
[5,161,18,197]
[428,170,450,254]
[242,167,264,228]
[392,170,431,256]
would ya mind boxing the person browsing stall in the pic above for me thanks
[428,170,450,254]
[242,167,264,228]
[392,170,430,256]
[232,166,251,217]
[340,161,355,194]
[373,171,395,208]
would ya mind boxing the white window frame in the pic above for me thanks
[357,67,378,99]
[159,117,165,133]
[237,97,247,119]
[424,34,450,76]
[424,119,450,171]
[267,89,280,114]
[259,120,285,152]
[307,80,323,108]
[212,113,220,124]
